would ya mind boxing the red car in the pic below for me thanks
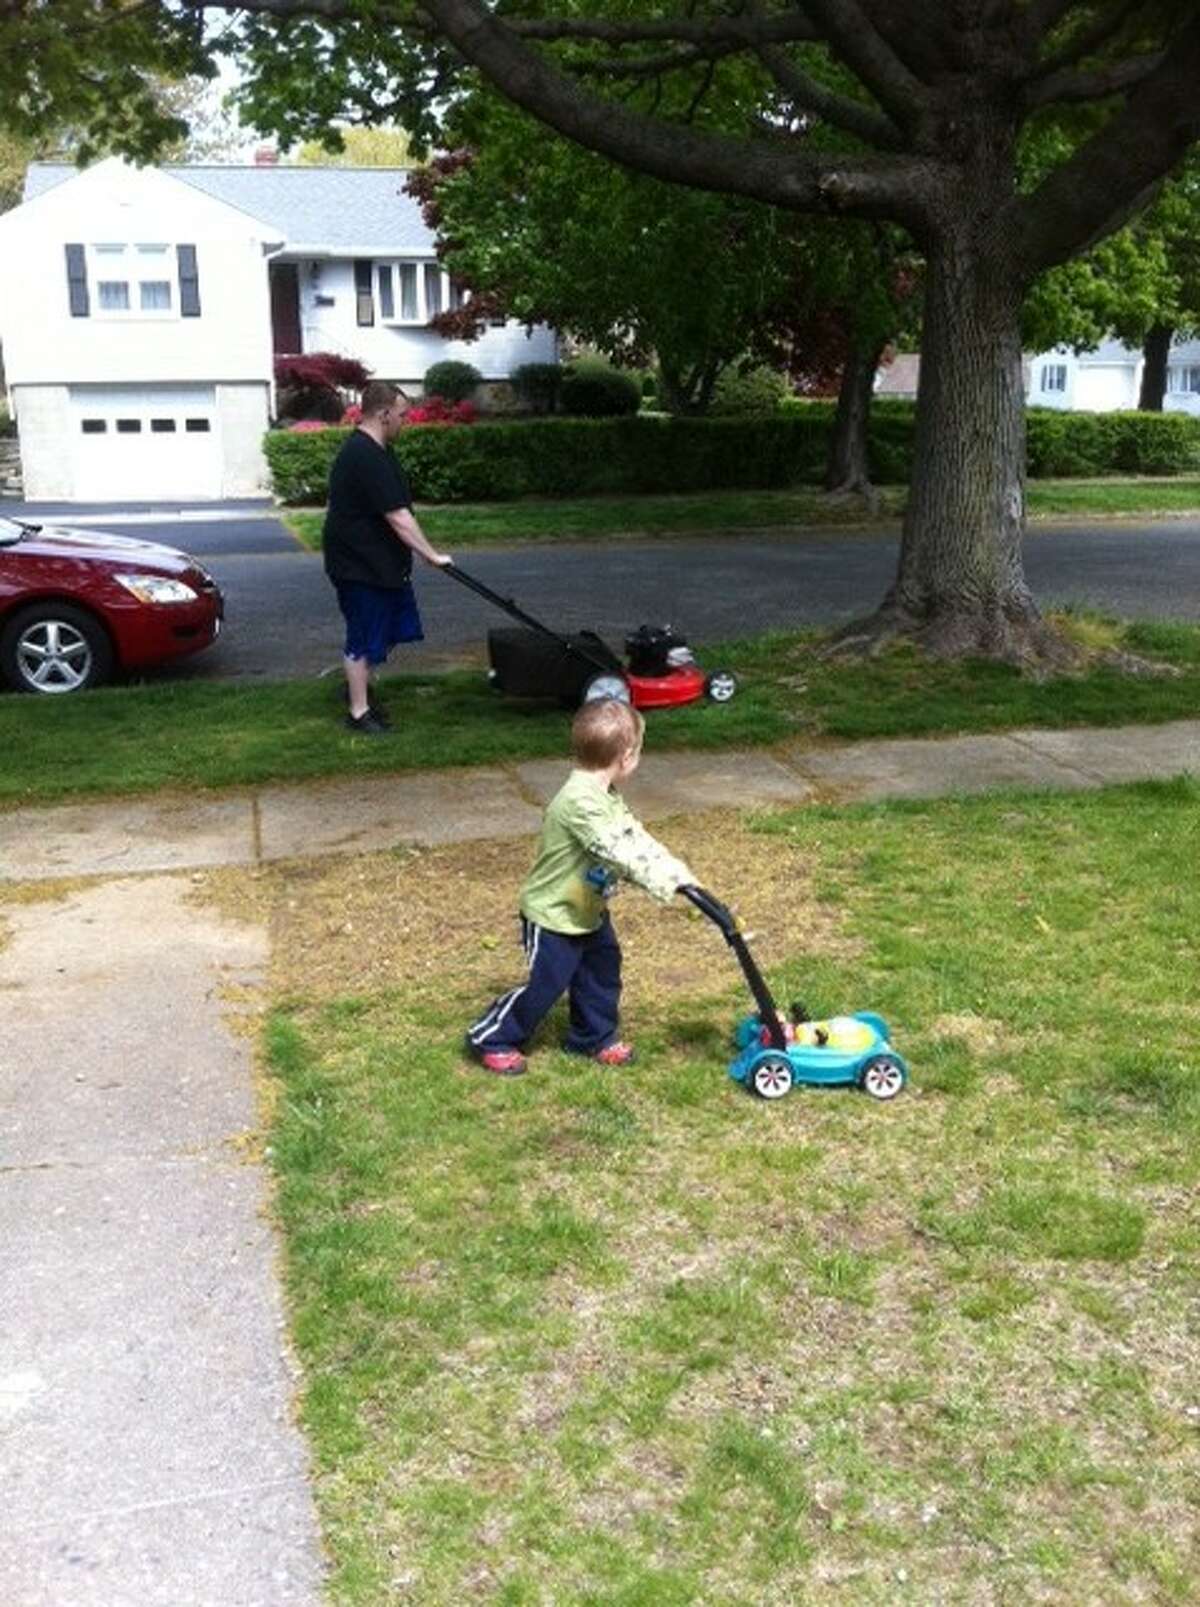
[0,514,224,694]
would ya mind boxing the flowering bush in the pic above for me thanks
[405,397,478,426]
[341,403,363,426]
[275,352,372,424]
[287,418,337,433]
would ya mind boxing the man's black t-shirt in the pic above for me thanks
[323,431,415,588]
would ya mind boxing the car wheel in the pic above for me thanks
[705,670,738,703]
[858,1055,906,1101]
[581,672,632,705]
[0,603,114,694]
[749,1054,794,1100]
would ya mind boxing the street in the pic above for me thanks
[9,500,1200,683]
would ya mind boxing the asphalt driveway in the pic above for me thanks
[8,500,1200,683]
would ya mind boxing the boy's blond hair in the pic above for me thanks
[571,698,644,769]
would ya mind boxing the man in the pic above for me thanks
[323,380,453,734]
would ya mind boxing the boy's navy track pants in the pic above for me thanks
[468,915,621,1055]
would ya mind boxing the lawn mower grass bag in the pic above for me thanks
[487,627,624,705]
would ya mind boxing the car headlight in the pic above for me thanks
[114,574,199,605]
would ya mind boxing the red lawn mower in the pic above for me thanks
[444,562,738,711]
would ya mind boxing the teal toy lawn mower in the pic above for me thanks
[679,886,909,1102]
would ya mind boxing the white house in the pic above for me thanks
[0,159,557,503]
[1027,336,1200,415]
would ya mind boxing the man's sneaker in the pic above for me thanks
[593,1042,636,1066]
[344,709,391,736]
[342,686,391,726]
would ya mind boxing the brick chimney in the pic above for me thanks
[254,145,279,167]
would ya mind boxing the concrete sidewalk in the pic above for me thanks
[0,879,325,1606]
[2,719,1198,885]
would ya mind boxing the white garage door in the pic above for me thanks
[69,384,220,501]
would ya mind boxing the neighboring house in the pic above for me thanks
[877,341,1200,417]
[1027,337,1200,415]
[0,158,557,503]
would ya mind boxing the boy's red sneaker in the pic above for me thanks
[477,1047,527,1076]
[592,1042,636,1066]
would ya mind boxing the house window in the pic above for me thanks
[185,418,211,433]
[80,419,107,434]
[116,419,142,434]
[1168,365,1200,394]
[397,263,419,321]
[86,243,176,318]
[376,260,479,325]
[150,418,177,433]
[1040,363,1068,393]
[424,264,442,317]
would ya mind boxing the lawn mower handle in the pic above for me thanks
[441,561,622,680]
[441,561,566,641]
[678,886,788,1051]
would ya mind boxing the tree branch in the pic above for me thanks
[801,0,929,133]
[503,14,821,48]
[1024,0,1143,80]
[1025,49,1166,108]
[408,0,933,225]
[1009,16,1200,276]
[756,42,904,148]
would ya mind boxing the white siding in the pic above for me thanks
[291,258,557,382]
[0,160,276,391]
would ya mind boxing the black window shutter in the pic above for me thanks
[355,259,375,326]
[65,244,89,317]
[177,244,201,317]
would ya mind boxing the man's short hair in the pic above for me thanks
[571,698,644,769]
[360,380,405,417]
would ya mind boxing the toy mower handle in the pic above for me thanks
[678,885,787,1050]
[678,884,738,936]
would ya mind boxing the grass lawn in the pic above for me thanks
[252,776,1200,1603]
[1,617,1197,809]
[284,478,1200,550]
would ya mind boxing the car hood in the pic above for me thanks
[0,521,198,575]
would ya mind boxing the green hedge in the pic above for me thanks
[263,407,1200,505]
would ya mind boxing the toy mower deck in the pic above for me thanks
[679,886,909,1102]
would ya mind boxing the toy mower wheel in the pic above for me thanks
[705,670,738,703]
[581,672,632,706]
[858,1054,906,1101]
[749,1054,794,1100]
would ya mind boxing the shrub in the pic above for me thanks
[560,358,642,417]
[423,360,482,403]
[509,362,564,414]
[275,352,372,424]
[0,403,15,439]
[1027,408,1200,477]
[262,404,1200,505]
[710,363,791,417]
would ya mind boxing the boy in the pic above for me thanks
[466,699,696,1075]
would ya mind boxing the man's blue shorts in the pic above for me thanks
[335,580,424,666]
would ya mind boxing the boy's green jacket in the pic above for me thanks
[520,768,695,935]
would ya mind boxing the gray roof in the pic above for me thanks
[22,162,433,252]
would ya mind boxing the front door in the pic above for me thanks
[270,263,302,355]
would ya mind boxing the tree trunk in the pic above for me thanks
[832,230,1077,670]
[1138,323,1173,411]
[824,333,888,500]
